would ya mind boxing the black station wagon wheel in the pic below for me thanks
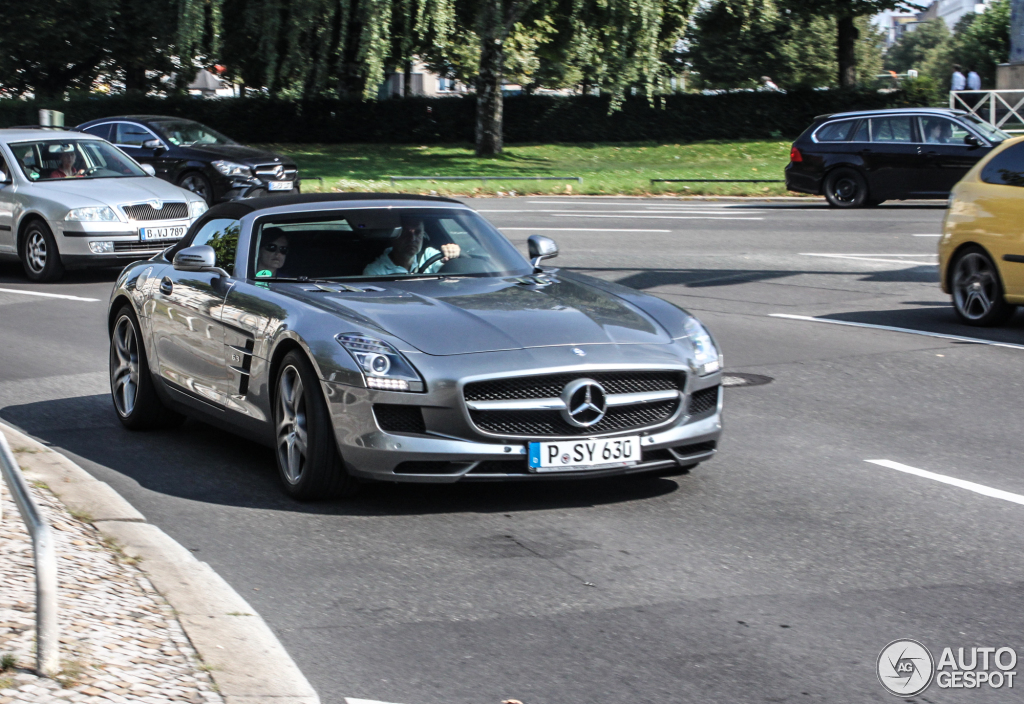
[274,350,358,500]
[950,246,1016,326]
[110,306,183,429]
[178,172,214,205]
[20,219,64,282]
[823,168,869,208]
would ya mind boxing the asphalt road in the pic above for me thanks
[3,197,1024,704]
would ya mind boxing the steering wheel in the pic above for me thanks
[83,166,101,176]
[414,252,445,274]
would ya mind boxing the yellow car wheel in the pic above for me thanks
[950,246,1016,326]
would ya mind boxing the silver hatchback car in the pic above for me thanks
[0,129,208,281]
[106,194,724,500]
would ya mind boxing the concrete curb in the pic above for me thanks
[0,420,320,704]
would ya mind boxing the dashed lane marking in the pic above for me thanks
[866,460,1024,507]
[769,314,1024,350]
[799,253,937,265]
[0,287,100,302]
[551,214,763,220]
[500,227,671,232]
[913,233,942,237]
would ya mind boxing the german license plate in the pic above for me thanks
[140,225,186,241]
[528,436,639,472]
[268,181,293,191]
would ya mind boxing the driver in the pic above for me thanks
[924,119,953,144]
[50,150,83,178]
[362,216,459,276]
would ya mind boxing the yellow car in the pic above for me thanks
[940,135,1024,326]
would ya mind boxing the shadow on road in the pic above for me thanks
[566,265,940,290]
[0,261,122,285]
[0,394,680,516]
[819,306,1024,343]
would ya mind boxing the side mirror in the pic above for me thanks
[0,170,8,184]
[964,135,980,147]
[142,139,164,151]
[140,163,156,177]
[173,245,231,277]
[528,235,558,269]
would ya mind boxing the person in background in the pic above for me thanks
[951,65,967,91]
[761,76,780,91]
[967,68,982,91]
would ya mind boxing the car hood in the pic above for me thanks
[34,177,194,206]
[281,274,671,355]
[176,144,294,166]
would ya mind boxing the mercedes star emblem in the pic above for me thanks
[560,378,608,428]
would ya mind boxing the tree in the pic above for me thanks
[921,0,1010,88]
[883,18,950,74]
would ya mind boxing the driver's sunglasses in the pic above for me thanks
[262,243,288,254]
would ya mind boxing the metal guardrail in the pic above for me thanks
[0,433,59,676]
[651,178,784,184]
[950,90,1024,133]
[388,175,582,186]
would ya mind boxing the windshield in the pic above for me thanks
[251,208,532,281]
[12,139,147,181]
[151,120,237,147]
[963,115,1011,143]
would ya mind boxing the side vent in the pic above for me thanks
[229,339,256,396]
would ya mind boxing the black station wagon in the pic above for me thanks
[785,108,1010,207]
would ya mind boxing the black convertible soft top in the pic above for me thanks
[204,192,463,221]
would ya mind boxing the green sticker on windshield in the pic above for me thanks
[256,269,272,278]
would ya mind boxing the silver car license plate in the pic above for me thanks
[140,225,186,241]
[528,436,639,472]
[268,181,293,191]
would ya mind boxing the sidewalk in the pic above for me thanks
[1,469,222,703]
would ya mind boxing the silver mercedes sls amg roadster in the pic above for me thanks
[107,194,723,499]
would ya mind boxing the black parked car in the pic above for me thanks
[75,116,299,205]
[785,108,1010,207]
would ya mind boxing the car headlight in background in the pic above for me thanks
[212,160,253,178]
[682,318,722,376]
[189,200,209,218]
[336,333,425,392]
[66,206,119,222]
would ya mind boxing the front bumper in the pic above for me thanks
[56,219,191,268]
[320,344,723,483]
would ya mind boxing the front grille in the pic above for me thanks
[464,371,684,402]
[373,404,426,434]
[688,387,720,416]
[113,241,179,252]
[470,399,679,437]
[123,202,188,221]
[254,164,298,181]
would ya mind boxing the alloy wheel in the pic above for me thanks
[180,174,210,201]
[276,365,309,484]
[111,317,140,417]
[26,231,47,273]
[953,252,998,321]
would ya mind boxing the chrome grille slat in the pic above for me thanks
[464,371,683,401]
[113,240,180,252]
[123,202,188,221]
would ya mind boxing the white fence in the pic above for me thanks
[950,90,1024,133]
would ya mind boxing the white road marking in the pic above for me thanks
[551,213,763,220]
[913,233,942,237]
[478,208,763,214]
[866,460,1024,507]
[769,314,1024,350]
[0,287,100,302]
[500,227,671,232]
[799,253,938,265]
[346,699,405,704]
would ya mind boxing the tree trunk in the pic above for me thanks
[837,15,858,88]
[404,59,414,97]
[475,0,505,157]
[124,63,146,93]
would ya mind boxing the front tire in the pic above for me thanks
[20,219,64,282]
[178,172,214,205]
[110,306,184,429]
[823,168,869,208]
[950,246,1016,326]
[274,350,358,500]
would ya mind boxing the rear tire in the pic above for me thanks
[950,246,1016,326]
[823,168,869,208]
[20,219,64,282]
[274,350,358,500]
[110,305,184,429]
[178,172,214,205]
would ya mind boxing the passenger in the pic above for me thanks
[256,228,289,277]
[362,217,460,276]
[50,150,83,178]
[924,120,952,144]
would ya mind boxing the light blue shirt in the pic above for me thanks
[362,246,444,276]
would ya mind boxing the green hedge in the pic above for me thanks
[0,90,920,144]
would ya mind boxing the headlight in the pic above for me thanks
[212,160,252,178]
[189,200,209,218]
[336,333,425,392]
[682,318,722,376]
[65,206,119,222]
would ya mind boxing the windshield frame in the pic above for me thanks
[961,114,1011,143]
[244,206,533,283]
[149,119,239,147]
[9,138,149,182]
